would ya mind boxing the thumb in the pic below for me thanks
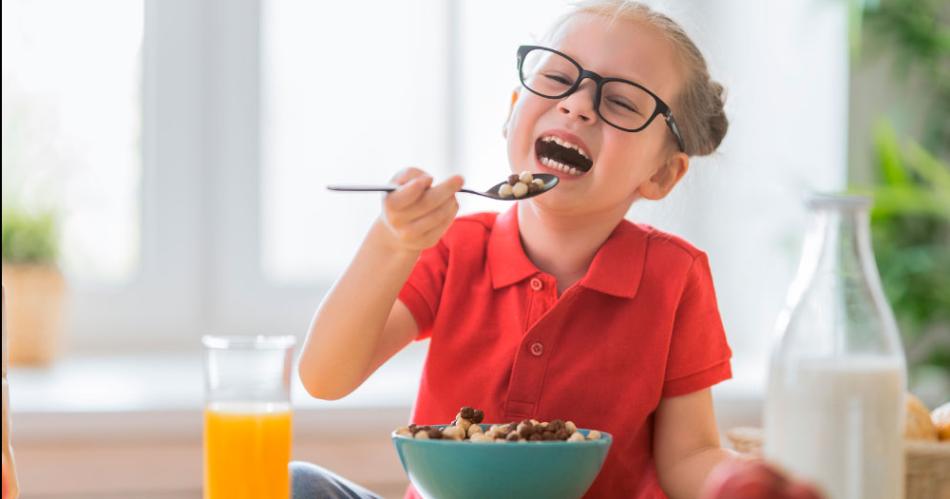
[391,167,426,186]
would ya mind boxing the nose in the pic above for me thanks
[556,80,598,124]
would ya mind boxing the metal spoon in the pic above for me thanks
[326,173,559,201]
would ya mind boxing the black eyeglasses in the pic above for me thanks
[517,45,686,152]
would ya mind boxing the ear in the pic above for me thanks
[502,88,520,138]
[638,152,689,200]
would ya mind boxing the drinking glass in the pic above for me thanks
[202,335,296,499]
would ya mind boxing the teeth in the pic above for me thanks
[540,135,590,160]
[539,155,585,176]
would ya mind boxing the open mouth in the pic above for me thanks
[535,135,593,176]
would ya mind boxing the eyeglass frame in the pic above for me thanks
[516,45,686,152]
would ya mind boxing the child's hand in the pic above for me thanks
[380,168,463,252]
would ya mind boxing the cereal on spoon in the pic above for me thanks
[498,172,546,199]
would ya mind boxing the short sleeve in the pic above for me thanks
[397,240,449,340]
[662,253,732,398]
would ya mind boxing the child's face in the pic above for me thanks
[505,14,685,216]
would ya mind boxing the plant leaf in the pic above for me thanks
[873,120,909,186]
[904,139,950,192]
[870,186,950,220]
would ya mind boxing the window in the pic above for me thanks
[261,0,449,284]
[260,1,568,282]
[4,0,210,349]
[3,1,851,394]
[2,0,144,283]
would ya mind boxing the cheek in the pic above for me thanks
[520,96,556,132]
[507,100,547,158]
[597,134,641,174]
[593,137,656,197]
[599,128,664,173]
[641,122,672,157]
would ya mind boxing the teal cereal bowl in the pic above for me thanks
[391,425,612,499]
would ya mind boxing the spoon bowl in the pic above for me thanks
[481,173,559,200]
[327,173,559,201]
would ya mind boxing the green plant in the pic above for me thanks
[854,0,950,156]
[1,207,59,265]
[862,122,950,374]
[851,0,950,393]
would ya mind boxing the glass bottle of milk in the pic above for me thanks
[765,194,906,499]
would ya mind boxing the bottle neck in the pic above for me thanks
[808,205,875,283]
[781,194,903,358]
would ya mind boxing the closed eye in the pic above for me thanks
[544,73,573,85]
[606,97,640,115]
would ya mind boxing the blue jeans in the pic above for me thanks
[290,461,384,499]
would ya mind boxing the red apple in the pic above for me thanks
[700,459,825,499]
[700,460,786,499]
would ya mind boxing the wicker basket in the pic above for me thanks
[725,427,950,499]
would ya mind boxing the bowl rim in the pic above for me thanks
[392,424,613,447]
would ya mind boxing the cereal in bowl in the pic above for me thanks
[394,406,604,443]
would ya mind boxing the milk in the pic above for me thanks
[764,356,904,499]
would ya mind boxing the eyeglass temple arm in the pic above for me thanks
[663,112,686,153]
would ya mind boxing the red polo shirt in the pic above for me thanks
[398,207,732,498]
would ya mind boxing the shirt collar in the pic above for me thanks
[579,219,646,299]
[487,206,647,299]
[488,207,539,289]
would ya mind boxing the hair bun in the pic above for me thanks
[701,80,729,156]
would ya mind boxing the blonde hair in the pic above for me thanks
[545,0,728,156]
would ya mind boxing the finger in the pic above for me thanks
[404,195,459,237]
[385,175,433,212]
[390,167,426,186]
[399,175,464,221]
[415,199,460,244]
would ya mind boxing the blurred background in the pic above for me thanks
[2,0,947,497]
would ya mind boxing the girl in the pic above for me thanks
[296,1,734,497]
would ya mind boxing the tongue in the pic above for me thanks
[536,140,592,172]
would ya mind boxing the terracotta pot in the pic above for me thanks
[1,264,66,365]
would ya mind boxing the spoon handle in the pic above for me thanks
[326,184,398,193]
[327,185,484,196]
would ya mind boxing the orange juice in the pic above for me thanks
[203,402,292,499]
